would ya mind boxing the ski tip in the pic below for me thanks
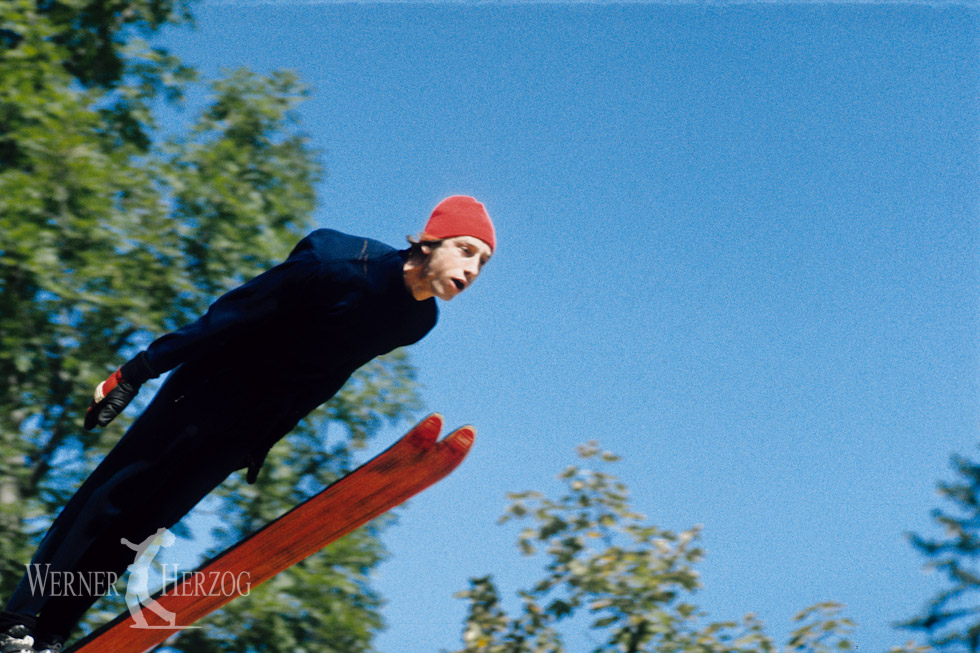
[407,413,444,446]
[441,425,476,455]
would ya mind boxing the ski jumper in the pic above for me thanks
[6,229,438,642]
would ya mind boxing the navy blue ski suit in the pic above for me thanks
[6,229,438,641]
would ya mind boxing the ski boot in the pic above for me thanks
[0,624,35,653]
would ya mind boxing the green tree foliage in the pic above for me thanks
[454,443,929,653]
[902,450,980,651]
[1,1,419,649]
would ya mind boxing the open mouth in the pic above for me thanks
[452,279,466,292]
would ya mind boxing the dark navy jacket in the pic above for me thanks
[130,229,438,478]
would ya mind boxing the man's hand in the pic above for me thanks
[84,368,140,430]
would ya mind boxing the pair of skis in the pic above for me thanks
[66,414,474,653]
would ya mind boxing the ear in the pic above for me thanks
[419,243,434,256]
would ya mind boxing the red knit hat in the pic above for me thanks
[422,196,496,252]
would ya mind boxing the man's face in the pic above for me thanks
[418,236,493,301]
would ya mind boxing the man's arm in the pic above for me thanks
[85,244,321,430]
[140,249,318,374]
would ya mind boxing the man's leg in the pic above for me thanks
[5,381,250,646]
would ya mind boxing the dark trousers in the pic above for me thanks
[5,374,250,642]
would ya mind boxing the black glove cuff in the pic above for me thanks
[120,351,157,386]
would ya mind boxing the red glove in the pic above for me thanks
[84,367,141,430]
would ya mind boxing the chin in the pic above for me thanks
[436,283,459,301]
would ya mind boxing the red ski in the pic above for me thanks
[65,413,474,653]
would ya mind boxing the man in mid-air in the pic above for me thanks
[0,195,496,653]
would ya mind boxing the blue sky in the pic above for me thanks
[155,3,979,651]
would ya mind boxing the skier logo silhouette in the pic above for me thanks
[121,528,199,630]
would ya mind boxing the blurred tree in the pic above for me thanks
[902,450,980,651]
[453,442,929,653]
[0,1,420,650]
